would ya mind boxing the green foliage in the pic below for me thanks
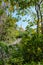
[20,34,43,63]
[0,34,43,65]
[0,9,4,15]
[0,41,8,52]
[0,16,19,43]
[0,0,43,65]
[0,42,9,65]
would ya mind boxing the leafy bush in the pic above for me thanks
[0,42,9,65]
[20,34,43,63]
[0,34,43,65]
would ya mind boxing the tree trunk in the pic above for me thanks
[35,0,43,34]
[40,9,43,34]
[39,2,43,34]
[35,4,39,35]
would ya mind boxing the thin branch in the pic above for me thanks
[40,0,43,4]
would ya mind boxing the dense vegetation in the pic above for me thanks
[0,34,43,65]
[0,0,43,65]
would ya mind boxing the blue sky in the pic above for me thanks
[12,6,36,29]
[17,21,28,29]
[16,14,32,29]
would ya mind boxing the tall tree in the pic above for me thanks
[0,0,19,43]
[0,0,43,35]
[14,0,43,34]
